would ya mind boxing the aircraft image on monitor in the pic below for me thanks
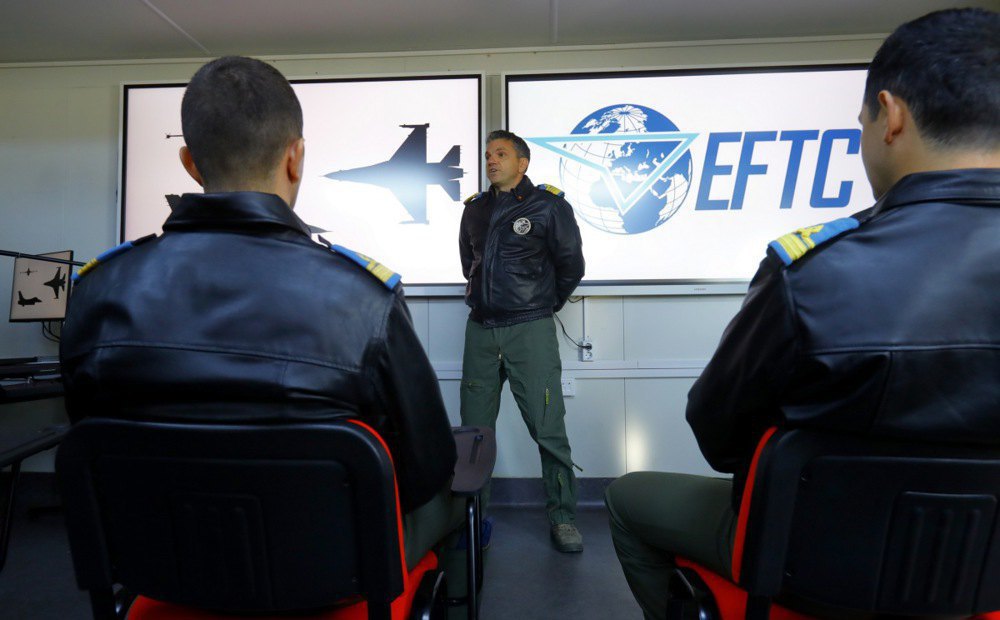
[324,124,463,224]
[20,267,35,276]
[17,291,42,306]
[44,267,66,299]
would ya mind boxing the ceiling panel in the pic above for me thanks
[0,0,996,64]
[0,0,199,62]
[156,0,553,56]
[554,0,1000,43]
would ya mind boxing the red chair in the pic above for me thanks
[56,417,494,620]
[668,428,1000,620]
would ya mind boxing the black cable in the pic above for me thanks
[40,324,58,343]
[41,321,61,343]
[553,313,590,350]
[566,296,583,304]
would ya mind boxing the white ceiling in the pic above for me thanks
[1,0,997,64]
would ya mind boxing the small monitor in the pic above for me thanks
[9,251,73,322]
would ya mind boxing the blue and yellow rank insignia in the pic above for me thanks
[537,183,565,197]
[73,234,156,283]
[768,217,859,266]
[464,192,485,205]
[331,244,402,290]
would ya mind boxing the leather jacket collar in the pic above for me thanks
[873,168,1000,217]
[490,175,535,202]
[163,192,313,237]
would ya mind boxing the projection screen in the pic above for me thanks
[121,74,482,287]
[506,66,870,285]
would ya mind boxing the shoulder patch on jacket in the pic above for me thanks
[73,234,156,283]
[464,191,485,205]
[537,183,565,197]
[768,217,860,266]
[330,244,402,290]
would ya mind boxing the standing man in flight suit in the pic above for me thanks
[459,130,586,552]
[605,8,1000,619]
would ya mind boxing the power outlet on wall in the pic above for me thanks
[561,377,576,397]
[580,337,594,362]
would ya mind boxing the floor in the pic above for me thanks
[0,474,643,619]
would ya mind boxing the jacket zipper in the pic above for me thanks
[484,191,510,312]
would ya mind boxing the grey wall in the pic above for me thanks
[0,35,883,473]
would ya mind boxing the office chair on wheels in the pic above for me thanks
[667,428,1000,620]
[57,416,494,620]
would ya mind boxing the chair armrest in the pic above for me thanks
[0,424,68,469]
[450,427,496,496]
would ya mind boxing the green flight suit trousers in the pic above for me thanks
[604,472,736,620]
[460,317,578,525]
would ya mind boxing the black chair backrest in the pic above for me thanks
[739,428,1000,617]
[56,417,404,615]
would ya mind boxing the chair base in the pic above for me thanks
[124,552,443,620]
[671,558,1000,620]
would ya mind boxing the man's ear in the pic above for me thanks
[518,156,529,175]
[179,146,204,187]
[878,91,906,145]
[285,138,305,184]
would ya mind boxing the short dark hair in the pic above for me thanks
[181,56,303,187]
[864,8,999,150]
[487,129,531,160]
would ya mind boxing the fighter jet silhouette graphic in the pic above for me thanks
[44,267,66,299]
[17,291,41,306]
[20,267,35,277]
[324,124,463,224]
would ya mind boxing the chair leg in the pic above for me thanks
[113,587,136,619]
[0,461,22,574]
[666,567,721,620]
[410,570,447,620]
[465,497,478,620]
[88,588,118,620]
[474,494,484,594]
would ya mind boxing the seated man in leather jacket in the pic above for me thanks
[605,8,1000,619]
[60,56,461,573]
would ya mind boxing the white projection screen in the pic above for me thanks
[121,75,482,286]
[506,66,871,285]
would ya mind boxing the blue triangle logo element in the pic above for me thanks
[526,132,698,216]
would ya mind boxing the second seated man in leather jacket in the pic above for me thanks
[459,130,586,553]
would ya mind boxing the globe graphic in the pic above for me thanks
[558,104,692,234]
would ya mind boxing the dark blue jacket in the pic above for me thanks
[459,175,585,327]
[61,192,457,512]
[687,169,1000,501]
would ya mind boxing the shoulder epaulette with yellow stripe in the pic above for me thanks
[768,217,860,266]
[464,192,485,205]
[72,234,156,283]
[537,183,565,197]
[330,244,402,290]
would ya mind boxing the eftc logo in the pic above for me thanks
[527,103,861,235]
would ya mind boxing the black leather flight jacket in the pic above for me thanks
[686,168,1000,506]
[459,175,585,328]
[60,191,457,512]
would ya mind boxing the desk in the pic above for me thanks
[0,358,63,404]
[0,357,68,574]
[0,425,68,572]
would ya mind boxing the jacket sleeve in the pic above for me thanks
[459,207,474,281]
[547,197,585,311]
[685,253,798,474]
[371,289,458,513]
